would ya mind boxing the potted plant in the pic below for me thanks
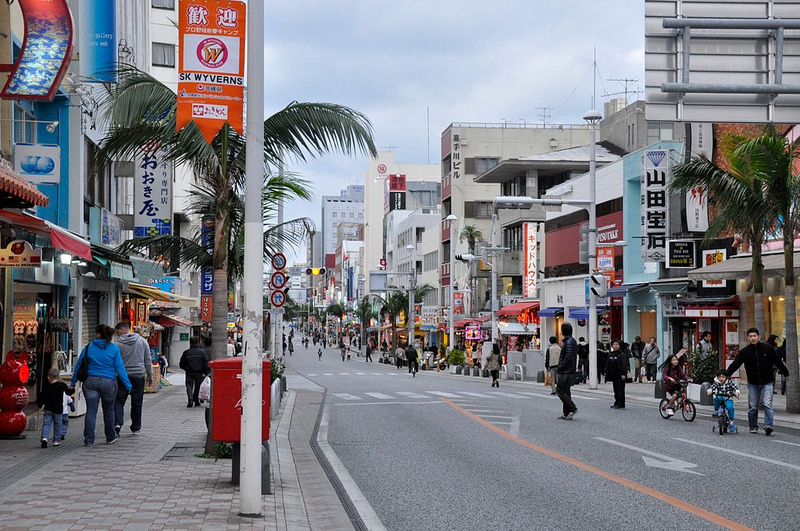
[448,349,465,374]
[689,347,716,405]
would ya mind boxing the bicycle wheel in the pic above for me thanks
[682,399,696,422]
[659,398,671,419]
[718,412,725,435]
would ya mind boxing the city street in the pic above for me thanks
[287,342,800,531]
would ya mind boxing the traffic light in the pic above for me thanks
[590,274,607,297]
[306,267,326,276]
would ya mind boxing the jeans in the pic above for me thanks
[185,371,205,404]
[61,413,69,440]
[747,382,774,429]
[578,358,589,383]
[549,368,558,393]
[714,396,735,421]
[115,375,146,432]
[41,410,62,442]
[83,376,118,445]
[556,373,577,416]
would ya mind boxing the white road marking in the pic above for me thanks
[364,392,394,400]
[307,373,318,376]
[397,391,428,399]
[674,437,800,472]
[460,392,494,398]
[773,440,800,448]
[595,437,703,475]
[332,393,362,401]
[515,392,557,400]
[339,373,350,375]
[335,401,442,406]
[356,372,367,375]
[323,373,334,376]
[487,391,525,399]
[427,391,462,398]
[371,373,383,375]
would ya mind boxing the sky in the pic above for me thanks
[262,0,647,264]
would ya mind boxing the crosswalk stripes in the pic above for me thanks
[459,391,494,399]
[364,392,394,400]
[487,391,526,399]
[396,391,428,399]
[332,393,362,401]
[426,391,462,398]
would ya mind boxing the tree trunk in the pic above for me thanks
[210,268,229,360]
[783,242,799,413]
[752,249,765,335]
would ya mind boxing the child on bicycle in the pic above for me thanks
[661,354,688,417]
[707,369,740,433]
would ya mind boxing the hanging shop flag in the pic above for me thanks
[641,149,671,262]
[134,146,173,237]
[78,0,116,82]
[177,0,246,143]
[0,0,73,101]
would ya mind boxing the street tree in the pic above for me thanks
[326,302,347,343]
[460,225,484,254]
[353,296,376,354]
[95,66,376,360]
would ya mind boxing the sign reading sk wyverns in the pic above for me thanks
[641,150,670,263]
[134,146,172,237]
[177,0,246,143]
[1,0,73,101]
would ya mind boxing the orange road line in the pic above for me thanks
[441,397,753,531]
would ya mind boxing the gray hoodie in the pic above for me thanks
[116,332,153,378]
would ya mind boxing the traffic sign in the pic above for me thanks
[271,253,286,270]
[270,291,286,307]
[270,271,287,289]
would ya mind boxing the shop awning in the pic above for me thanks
[688,251,800,281]
[0,165,49,208]
[606,283,649,297]
[537,307,564,318]
[0,209,92,260]
[454,318,482,328]
[497,300,540,317]
[497,322,538,335]
[157,314,195,327]
[568,306,609,319]
[124,282,199,308]
[648,279,690,294]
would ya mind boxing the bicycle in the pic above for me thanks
[711,394,736,434]
[659,380,696,422]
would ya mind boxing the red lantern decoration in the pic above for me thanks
[0,354,29,437]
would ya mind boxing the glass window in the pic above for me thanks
[475,157,499,174]
[13,104,36,144]
[152,0,175,8]
[152,43,176,67]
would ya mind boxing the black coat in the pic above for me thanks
[180,347,210,374]
[725,341,789,385]
[556,336,578,374]
[605,349,630,379]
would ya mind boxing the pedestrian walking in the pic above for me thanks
[545,336,561,395]
[71,324,132,447]
[60,393,75,442]
[365,340,373,362]
[606,340,630,409]
[724,327,789,436]
[288,339,294,356]
[37,367,75,448]
[642,337,660,382]
[405,342,419,376]
[395,344,405,369]
[630,335,645,383]
[577,337,589,384]
[179,336,210,408]
[486,343,502,387]
[556,322,578,420]
[113,321,153,436]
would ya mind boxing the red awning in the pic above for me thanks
[0,166,49,207]
[158,314,194,327]
[454,318,482,328]
[0,209,92,261]
[497,301,540,317]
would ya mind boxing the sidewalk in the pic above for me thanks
[0,370,352,531]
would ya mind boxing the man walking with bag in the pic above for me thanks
[556,323,578,420]
[114,322,153,435]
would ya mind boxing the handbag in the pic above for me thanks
[75,346,90,382]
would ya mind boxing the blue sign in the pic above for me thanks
[79,0,117,82]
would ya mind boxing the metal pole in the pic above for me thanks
[585,110,601,391]
[240,0,265,516]
[408,245,416,348]
[446,215,457,352]
[491,212,498,345]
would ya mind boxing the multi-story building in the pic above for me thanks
[321,185,364,258]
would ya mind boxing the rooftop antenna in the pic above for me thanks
[604,78,641,104]
[534,106,553,127]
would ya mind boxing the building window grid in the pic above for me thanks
[475,157,500,174]
[152,42,176,67]
[152,0,175,8]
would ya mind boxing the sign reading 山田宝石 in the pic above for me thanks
[134,147,172,238]
[641,150,670,263]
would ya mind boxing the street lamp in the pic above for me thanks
[406,244,416,348]
[445,214,458,351]
[584,109,602,390]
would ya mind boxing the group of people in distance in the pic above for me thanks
[546,324,790,436]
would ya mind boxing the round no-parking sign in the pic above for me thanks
[271,253,286,270]
[270,290,286,308]
[270,271,287,289]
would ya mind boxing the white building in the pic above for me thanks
[321,185,364,257]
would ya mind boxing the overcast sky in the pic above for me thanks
[263,1,646,264]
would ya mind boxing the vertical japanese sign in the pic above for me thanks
[78,0,116,82]
[522,222,537,299]
[200,215,215,321]
[177,0,246,143]
[451,134,462,179]
[641,150,670,262]
[134,147,173,237]
[453,292,464,315]
[1,0,73,101]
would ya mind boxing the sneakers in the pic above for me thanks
[712,412,719,418]
[41,439,47,448]
[567,410,577,419]
[108,436,119,445]
[728,424,736,433]
[114,425,121,435]
[666,408,674,416]
[765,426,773,436]
[53,441,61,447]
[131,430,141,436]
[749,427,758,434]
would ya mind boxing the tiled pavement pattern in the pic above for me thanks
[0,375,353,531]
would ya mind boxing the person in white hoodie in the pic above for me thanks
[113,321,153,435]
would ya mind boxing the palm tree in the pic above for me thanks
[725,127,800,413]
[460,225,484,254]
[353,295,376,354]
[95,66,376,359]
[326,302,347,343]
[670,136,772,336]
[370,283,435,351]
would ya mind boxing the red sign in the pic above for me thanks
[201,295,213,322]
[389,174,407,192]
[177,0,246,143]
[453,292,464,315]
[1,0,74,101]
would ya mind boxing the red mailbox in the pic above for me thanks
[209,358,271,442]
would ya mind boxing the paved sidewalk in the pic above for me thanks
[0,370,352,531]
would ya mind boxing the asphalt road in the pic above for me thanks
[286,343,800,531]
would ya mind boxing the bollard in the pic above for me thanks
[231,441,271,494]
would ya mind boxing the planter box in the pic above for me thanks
[699,382,714,405]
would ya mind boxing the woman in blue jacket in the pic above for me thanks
[72,324,132,446]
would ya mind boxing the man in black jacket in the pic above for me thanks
[180,336,210,408]
[725,327,789,436]
[556,322,578,420]
[405,342,419,376]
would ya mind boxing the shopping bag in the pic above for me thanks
[544,371,551,387]
[198,376,211,402]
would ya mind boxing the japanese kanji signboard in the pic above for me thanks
[640,150,670,263]
[134,146,172,237]
[177,0,246,143]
